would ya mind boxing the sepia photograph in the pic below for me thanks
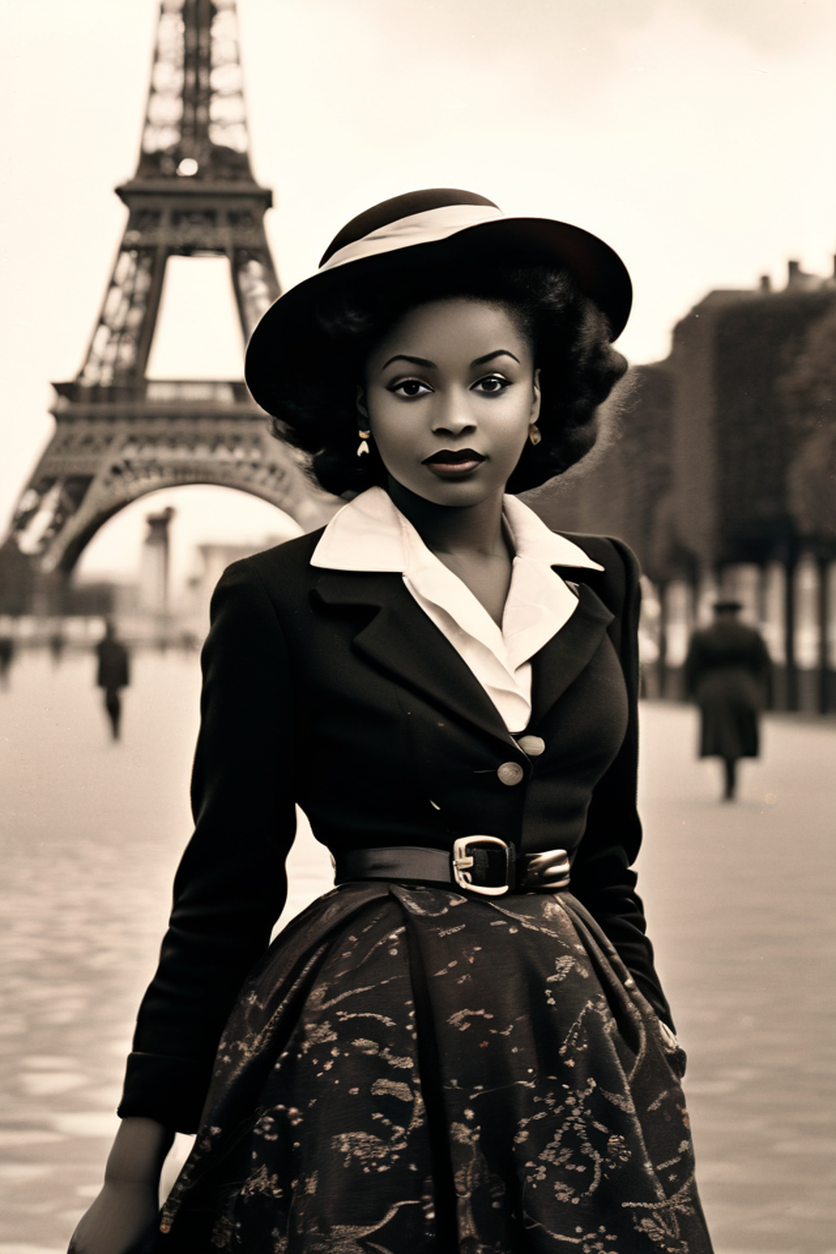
[0,2,834,1251]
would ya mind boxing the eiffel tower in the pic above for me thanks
[4,0,333,582]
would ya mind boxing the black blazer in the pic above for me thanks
[119,526,672,1133]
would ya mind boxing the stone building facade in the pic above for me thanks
[529,263,836,712]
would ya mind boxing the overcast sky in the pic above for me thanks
[1,0,835,583]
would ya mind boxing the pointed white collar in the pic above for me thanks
[310,486,604,574]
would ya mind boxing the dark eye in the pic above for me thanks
[473,375,510,395]
[389,379,431,398]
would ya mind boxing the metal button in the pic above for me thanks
[497,761,524,786]
[517,735,545,757]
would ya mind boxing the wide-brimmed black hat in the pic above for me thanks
[245,188,632,416]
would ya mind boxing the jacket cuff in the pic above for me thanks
[117,1051,213,1135]
[630,970,676,1034]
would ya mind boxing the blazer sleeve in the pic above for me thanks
[118,560,298,1132]
[569,538,675,1031]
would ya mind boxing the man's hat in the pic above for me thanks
[713,599,743,613]
[245,188,632,416]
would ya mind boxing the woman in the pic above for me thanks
[71,189,713,1253]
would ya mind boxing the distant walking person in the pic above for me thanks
[96,619,130,740]
[685,600,772,800]
[49,630,67,666]
[0,635,14,689]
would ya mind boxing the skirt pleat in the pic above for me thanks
[158,883,713,1254]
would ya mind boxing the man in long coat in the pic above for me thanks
[684,600,772,800]
[96,618,130,740]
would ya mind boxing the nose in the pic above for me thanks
[431,389,476,437]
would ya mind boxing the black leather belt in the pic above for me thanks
[334,837,570,898]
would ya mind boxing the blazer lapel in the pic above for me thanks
[313,570,517,747]
[529,580,614,726]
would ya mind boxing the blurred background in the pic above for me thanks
[2,0,835,703]
[0,2,834,1251]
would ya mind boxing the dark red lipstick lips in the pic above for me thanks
[423,449,485,479]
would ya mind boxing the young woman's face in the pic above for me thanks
[362,298,540,508]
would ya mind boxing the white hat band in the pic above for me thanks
[319,203,506,273]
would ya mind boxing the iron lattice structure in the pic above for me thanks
[6,0,333,577]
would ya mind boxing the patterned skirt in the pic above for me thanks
[156,882,713,1254]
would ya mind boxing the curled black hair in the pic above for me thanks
[267,253,628,496]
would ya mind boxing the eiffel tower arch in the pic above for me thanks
[4,0,335,581]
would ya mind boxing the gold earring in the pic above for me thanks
[357,428,371,457]
[528,423,542,446]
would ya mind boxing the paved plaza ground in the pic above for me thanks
[0,647,834,1254]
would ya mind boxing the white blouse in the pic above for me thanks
[311,486,604,733]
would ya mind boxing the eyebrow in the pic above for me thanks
[381,354,435,371]
[472,350,521,366]
[380,349,521,371]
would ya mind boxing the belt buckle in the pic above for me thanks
[452,836,511,897]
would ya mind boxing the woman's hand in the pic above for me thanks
[67,1117,174,1254]
[68,1180,159,1254]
